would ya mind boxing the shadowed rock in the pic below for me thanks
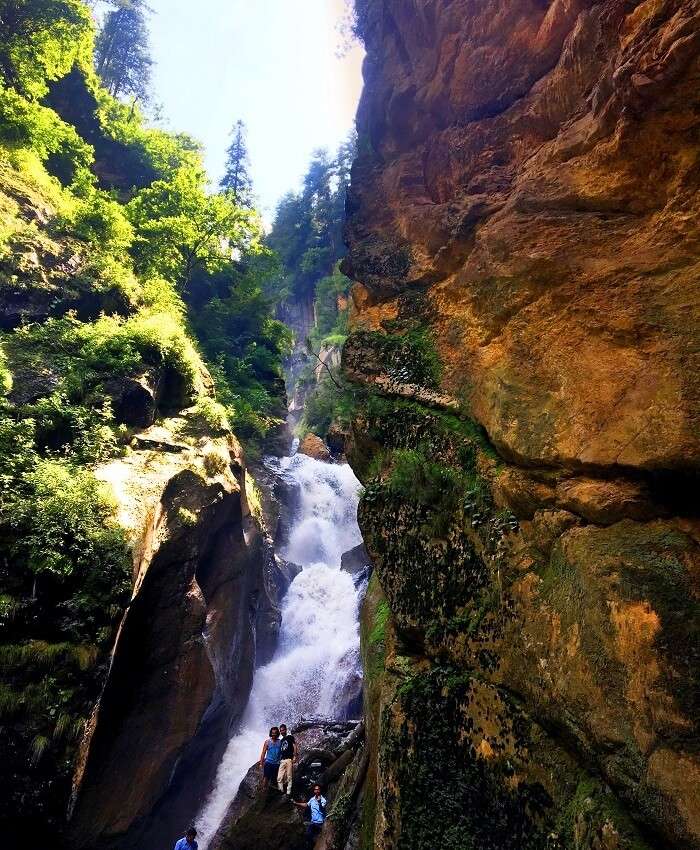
[210,721,366,850]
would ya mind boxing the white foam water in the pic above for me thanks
[194,453,363,848]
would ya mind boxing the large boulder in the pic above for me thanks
[213,786,306,850]
[251,457,303,551]
[298,433,332,462]
[340,544,372,583]
[67,423,276,850]
[210,721,366,850]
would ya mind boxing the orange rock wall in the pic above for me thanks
[345,1,700,848]
[347,0,700,472]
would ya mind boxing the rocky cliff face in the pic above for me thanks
[344,1,700,848]
[0,147,286,848]
[67,424,280,850]
[277,294,317,424]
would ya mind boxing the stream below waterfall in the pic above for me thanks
[194,451,364,848]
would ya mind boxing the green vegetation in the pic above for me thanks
[188,252,292,442]
[359,396,498,519]
[301,377,356,439]
[308,264,350,349]
[0,0,290,835]
[361,573,390,691]
[353,395,516,645]
[368,597,390,647]
[351,326,443,388]
[554,777,653,850]
[220,118,253,207]
[265,141,356,439]
[359,572,389,850]
[267,142,353,305]
[380,664,553,850]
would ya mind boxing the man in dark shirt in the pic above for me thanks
[277,723,296,796]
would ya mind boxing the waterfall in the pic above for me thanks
[194,452,364,848]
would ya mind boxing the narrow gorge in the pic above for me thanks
[0,2,698,850]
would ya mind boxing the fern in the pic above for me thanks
[30,735,50,767]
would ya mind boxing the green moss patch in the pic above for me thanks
[355,397,515,641]
[555,776,653,850]
[344,325,442,389]
[380,664,553,850]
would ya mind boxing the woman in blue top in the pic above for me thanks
[259,726,282,788]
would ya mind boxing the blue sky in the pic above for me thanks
[145,0,364,222]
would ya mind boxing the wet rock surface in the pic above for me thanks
[339,543,372,581]
[252,457,303,551]
[210,721,366,850]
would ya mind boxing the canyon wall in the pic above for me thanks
[67,428,279,850]
[344,1,700,848]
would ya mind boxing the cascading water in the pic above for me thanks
[194,452,364,848]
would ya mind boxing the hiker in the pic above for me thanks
[293,783,327,849]
[259,726,282,789]
[173,826,198,850]
[277,723,297,796]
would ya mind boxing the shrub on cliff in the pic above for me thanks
[0,2,288,833]
[0,0,92,99]
[11,458,128,584]
[0,425,130,826]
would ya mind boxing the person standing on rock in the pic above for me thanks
[277,723,297,796]
[260,726,282,789]
[173,826,198,850]
[293,783,327,848]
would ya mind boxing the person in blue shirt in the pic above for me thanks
[292,783,327,848]
[173,826,198,850]
[259,726,283,789]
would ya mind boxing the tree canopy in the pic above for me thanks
[0,0,92,97]
[266,135,355,305]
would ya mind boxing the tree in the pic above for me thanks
[330,132,356,251]
[220,119,253,207]
[266,137,356,306]
[0,0,92,98]
[126,164,262,290]
[95,0,152,103]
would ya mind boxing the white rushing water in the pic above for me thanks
[194,452,364,848]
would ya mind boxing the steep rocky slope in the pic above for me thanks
[0,158,289,849]
[68,425,281,850]
[344,1,700,848]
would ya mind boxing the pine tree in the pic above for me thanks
[95,0,152,103]
[266,138,356,305]
[220,119,254,207]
